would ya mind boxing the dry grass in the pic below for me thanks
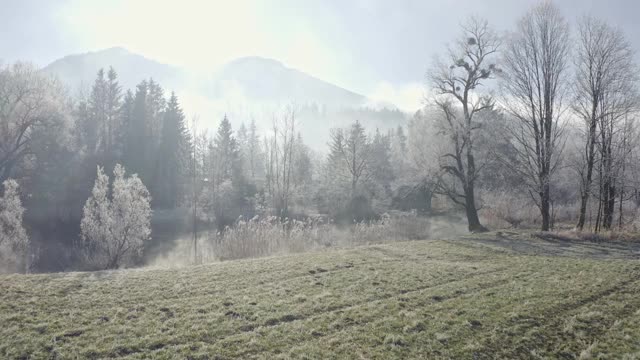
[541,229,640,244]
[149,213,453,266]
[2,236,640,359]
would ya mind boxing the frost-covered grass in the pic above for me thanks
[150,213,457,266]
[2,236,640,359]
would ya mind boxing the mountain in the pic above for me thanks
[43,47,186,95]
[208,56,367,108]
[43,48,368,109]
[43,47,407,150]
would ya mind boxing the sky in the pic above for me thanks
[2,0,640,111]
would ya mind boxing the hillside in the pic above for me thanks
[42,47,186,94]
[2,235,640,359]
[208,56,367,108]
[43,48,369,109]
[42,48,405,150]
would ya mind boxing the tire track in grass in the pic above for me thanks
[280,265,640,359]
[472,268,640,359]
[231,273,525,358]
[216,268,518,358]
[83,248,496,330]
[63,254,503,358]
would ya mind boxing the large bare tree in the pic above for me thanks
[573,16,637,230]
[428,17,499,232]
[500,2,571,231]
[0,63,66,183]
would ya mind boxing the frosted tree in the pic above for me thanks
[500,2,571,231]
[427,16,499,232]
[573,16,638,230]
[0,179,29,273]
[0,62,67,183]
[80,164,151,269]
[327,121,372,197]
[110,165,152,266]
[264,107,298,218]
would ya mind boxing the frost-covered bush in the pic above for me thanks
[0,179,30,273]
[80,164,151,269]
[206,212,433,261]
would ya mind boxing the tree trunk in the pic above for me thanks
[576,118,597,230]
[540,179,551,231]
[576,191,589,230]
[602,181,615,230]
[464,183,487,232]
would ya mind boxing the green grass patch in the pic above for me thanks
[2,239,640,359]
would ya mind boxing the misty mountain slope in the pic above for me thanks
[42,48,369,109]
[209,56,367,108]
[43,47,186,94]
[3,237,640,358]
[42,47,407,150]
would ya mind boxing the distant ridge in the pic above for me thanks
[43,47,369,109]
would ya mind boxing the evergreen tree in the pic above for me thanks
[213,115,241,186]
[293,133,312,187]
[369,128,394,196]
[117,90,135,160]
[146,79,166,150]
[237,119,264,183]
[154,92,191,208]
[104,67,122,164]
[80,67,122,166]
[122,80,149,181]
[390,125,409,181]
[247,119,263,181]
[83,68,106,156]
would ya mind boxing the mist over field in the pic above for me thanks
[3,1,640,358]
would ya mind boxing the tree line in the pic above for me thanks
[427,2,640,233]
[2,1,640,272]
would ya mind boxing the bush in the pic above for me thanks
[150,212,437,265]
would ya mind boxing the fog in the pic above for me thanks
[7,2,640,359]
[1,0,640,274]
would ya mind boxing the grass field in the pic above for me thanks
[2,233,640,359]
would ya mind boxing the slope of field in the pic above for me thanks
[2,236,640,359]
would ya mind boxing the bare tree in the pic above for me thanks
[427,17,499,232]
[500,2,571,231]
[573,16,637,230]
[595,96,638,231]
[264,106,297,218]
[0,63,66,183]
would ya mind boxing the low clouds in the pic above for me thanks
[367,82,425,113]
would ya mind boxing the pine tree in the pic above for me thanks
[293,133,312,187]
[213,115,241,186]
[154,92,190,208]
[390,125,409,181]
[237,122,250,179]
[146,79,166,150]
[80,67,122,166]
[104,67,122,165]
[123,80,150,182]
[83,68,107,156]
[247,119,263,181]
[369,128,395,197]
[117,90,135,161]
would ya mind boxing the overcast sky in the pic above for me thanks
[2,0,639,110]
